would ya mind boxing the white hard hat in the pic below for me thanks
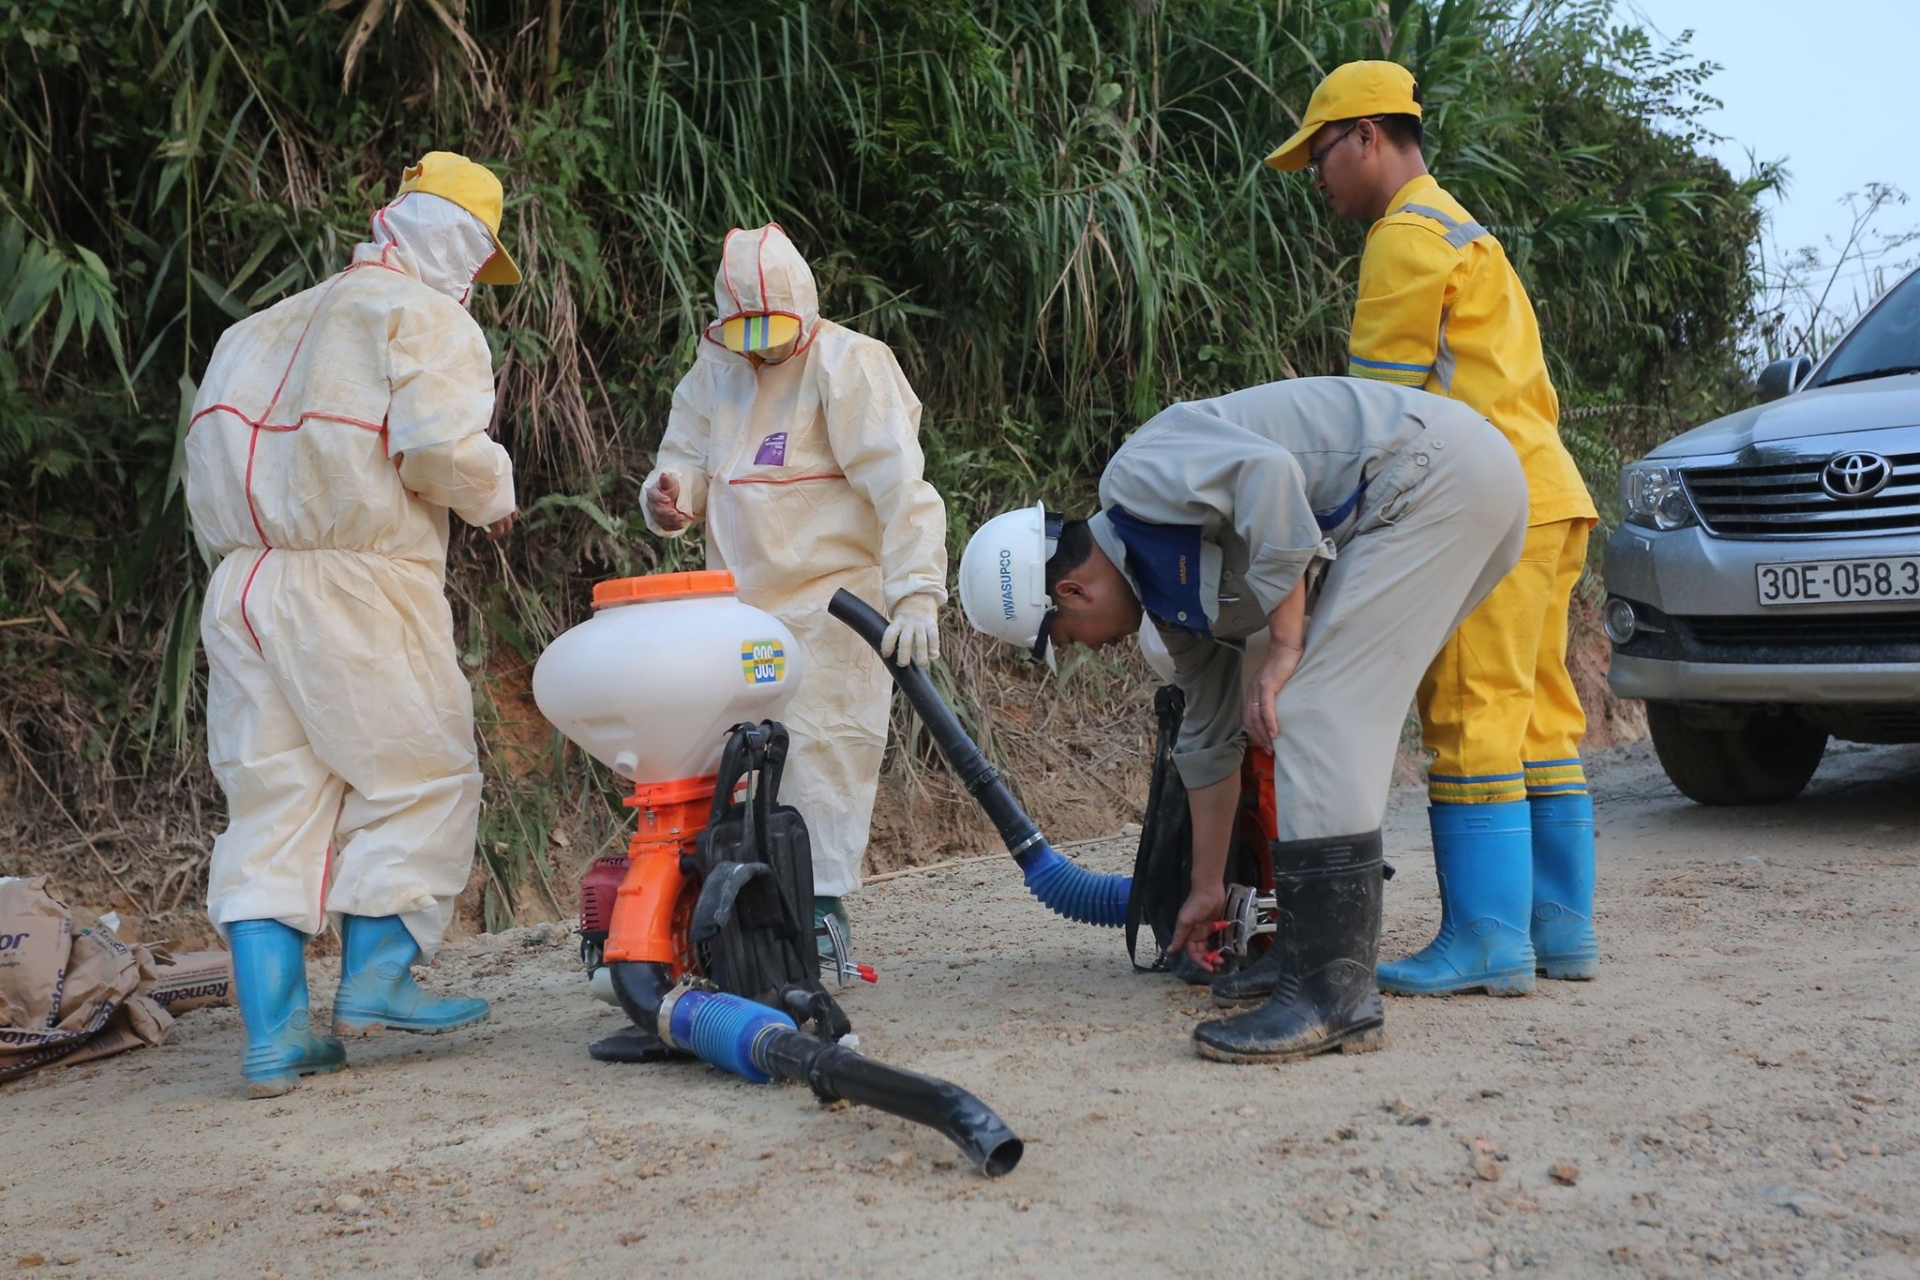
[959,503,1062,667]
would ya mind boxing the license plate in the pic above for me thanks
[1756,556,1920,607]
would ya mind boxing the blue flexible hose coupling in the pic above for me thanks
[1018,843,1131,928]
[827,589,1136,934]
[659,988,797,1083]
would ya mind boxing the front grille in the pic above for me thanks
[1611,601,1920,665]
[1683,449,1920,537]
[1684,613,1920,647]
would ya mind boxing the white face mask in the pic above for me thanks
[353,192,498,304]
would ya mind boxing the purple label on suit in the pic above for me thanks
[753,432,788,466]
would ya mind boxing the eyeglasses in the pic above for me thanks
[1305,119,1370,176]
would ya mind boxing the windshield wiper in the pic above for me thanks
[1819,364,1920,388]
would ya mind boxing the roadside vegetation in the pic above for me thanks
[1,0,1774,928]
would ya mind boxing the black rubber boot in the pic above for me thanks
[1192,831,1387,1064]
[1168,950,1221,987]
[1209,943,1283,1007]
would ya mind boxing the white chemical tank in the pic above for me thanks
[533,571,803,784]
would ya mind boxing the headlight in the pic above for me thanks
[1619,462,1698,531]
[1602,598,1638,645]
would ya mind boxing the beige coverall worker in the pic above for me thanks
[642,228,948,899]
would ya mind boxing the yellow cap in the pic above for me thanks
[1263,61,1421,172]
[396,151,521,285]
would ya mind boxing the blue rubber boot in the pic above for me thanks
[331,914,489,1036]
[1530,792,1599,980]
[1377,802,1536,996]
[228,920,346,1099]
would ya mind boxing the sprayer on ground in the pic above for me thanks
[534,571,1021,1178]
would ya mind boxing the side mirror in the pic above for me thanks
[1757,354,1813,402]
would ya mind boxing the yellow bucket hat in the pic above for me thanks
[397,151,521,285]
[1263,61,1422,172]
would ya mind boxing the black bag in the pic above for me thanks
[1125,686,1272,972]
[688,722,823,1005]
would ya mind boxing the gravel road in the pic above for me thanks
[5,740,1917,1277]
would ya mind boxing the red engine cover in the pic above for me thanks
[579,855,630,937]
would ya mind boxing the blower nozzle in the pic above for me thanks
[630,979,1020,1176]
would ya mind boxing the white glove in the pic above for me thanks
[879,593,942,669]
[644,471,694,534]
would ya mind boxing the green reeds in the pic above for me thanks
[0,0,1775,922]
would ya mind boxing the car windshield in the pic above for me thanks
[1810,268,1920,388]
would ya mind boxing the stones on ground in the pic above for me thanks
[517,1175,544,1194]
[1786,1193,1849,1220]
[1549,1161,1580,1186]
[1467,1137,1506,1183]
[1762,1185,1849,1220]
[1300,1196,1355,1228]
[472,1245,501,1269]
[1383,1095,1433,1127]
[883,1150,915,1170]
[333,1193,366,1217]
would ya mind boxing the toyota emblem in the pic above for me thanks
[1820,452,1892,499]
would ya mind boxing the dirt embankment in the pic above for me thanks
[0,591,1633,954]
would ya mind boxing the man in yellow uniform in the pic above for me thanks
[1255,61,1600,998]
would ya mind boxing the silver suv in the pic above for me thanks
[1604,266,1920,804]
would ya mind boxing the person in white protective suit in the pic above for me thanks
[185,152,520,1098]
[641,225,947,948]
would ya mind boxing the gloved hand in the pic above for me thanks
[879,593,941,669]
[645,472,693,533]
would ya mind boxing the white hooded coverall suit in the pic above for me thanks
[187,193,517,958]
[643,227,948,895]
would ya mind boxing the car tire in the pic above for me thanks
[1645,703,1828,806]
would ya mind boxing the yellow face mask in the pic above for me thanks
[719,312,804,354]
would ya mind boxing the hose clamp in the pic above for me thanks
[1008,831,1044,857]
[653,976,705,1047]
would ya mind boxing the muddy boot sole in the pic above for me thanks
[1195,1023,1387,1065]
[1536,955,1599,981]
[1379,968,1535,998]
[245,1058,344,1099]
[333,1009,490,1037]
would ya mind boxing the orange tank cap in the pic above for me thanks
[593,571,738,609]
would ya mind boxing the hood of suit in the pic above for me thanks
[705,224,820,351]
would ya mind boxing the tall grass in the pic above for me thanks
[1,0,1773,922]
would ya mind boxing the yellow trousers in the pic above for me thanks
[1418,519,1591,805]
